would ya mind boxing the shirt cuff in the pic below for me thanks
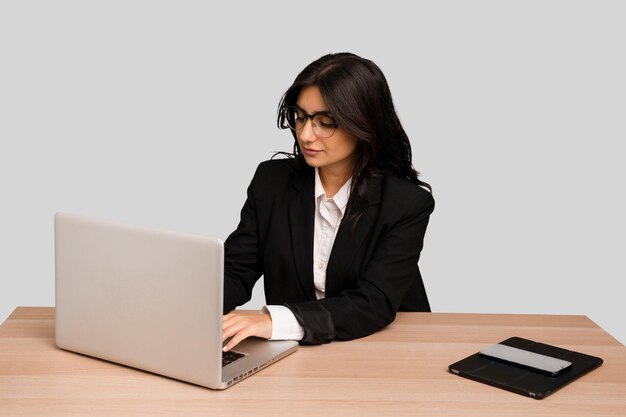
[263,305,305,341]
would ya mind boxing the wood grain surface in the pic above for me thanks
[1,307,624,417]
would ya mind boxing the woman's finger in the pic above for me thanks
[221,312,273,350]
[224,327,252,352]
[222,318,245,342]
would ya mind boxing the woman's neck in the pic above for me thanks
[319,166,352,198]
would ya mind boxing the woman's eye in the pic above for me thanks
[317,115,336,127]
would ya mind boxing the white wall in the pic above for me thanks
[1,1,624,344]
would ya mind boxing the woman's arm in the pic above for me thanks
[223,166,264,313]
[286,190,434,344]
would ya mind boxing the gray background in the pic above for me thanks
[1,1,624,344]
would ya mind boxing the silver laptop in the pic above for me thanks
[54,212,298,389]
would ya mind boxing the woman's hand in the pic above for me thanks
[222,311,272,352]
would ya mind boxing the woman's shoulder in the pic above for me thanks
[255,156,301,176]
[381,175,435,215]
[251,156,310,186]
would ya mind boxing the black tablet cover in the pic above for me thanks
[448,337,603,399]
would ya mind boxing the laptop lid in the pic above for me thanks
[55,212,224,388]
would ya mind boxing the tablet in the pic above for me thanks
[448,337,603,399]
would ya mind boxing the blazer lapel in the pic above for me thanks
[325,176,383,297]
[288,166,317,299]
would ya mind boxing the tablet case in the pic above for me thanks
[448,337,603,399]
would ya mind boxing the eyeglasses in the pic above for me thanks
[280,106,339,138]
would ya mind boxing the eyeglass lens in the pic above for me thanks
[285,107,337,138]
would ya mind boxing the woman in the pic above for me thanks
[222,52,434,351]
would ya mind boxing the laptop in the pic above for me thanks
[54,212,298,389]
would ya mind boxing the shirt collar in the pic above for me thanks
[314,168,352,214]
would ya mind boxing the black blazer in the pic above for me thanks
[223,158,434,345]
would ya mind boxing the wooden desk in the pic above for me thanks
[1,307,625,416]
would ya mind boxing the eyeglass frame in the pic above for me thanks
[280,105,340,138]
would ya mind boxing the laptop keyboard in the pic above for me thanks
[222,350,245,367]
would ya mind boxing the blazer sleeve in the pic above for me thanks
[223,166,264,313]
[285,190,434,344]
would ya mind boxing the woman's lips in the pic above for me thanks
[302,147,321,156]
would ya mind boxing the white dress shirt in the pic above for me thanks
[264,168,352,340]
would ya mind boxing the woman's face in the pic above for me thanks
[296,85,358,177]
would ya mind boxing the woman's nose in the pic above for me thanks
[298,118,317,143]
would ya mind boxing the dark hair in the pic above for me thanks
[276,52,431,224]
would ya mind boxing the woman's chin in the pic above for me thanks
[302,155,324,168]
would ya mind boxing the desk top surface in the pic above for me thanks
[1,307,625,417]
